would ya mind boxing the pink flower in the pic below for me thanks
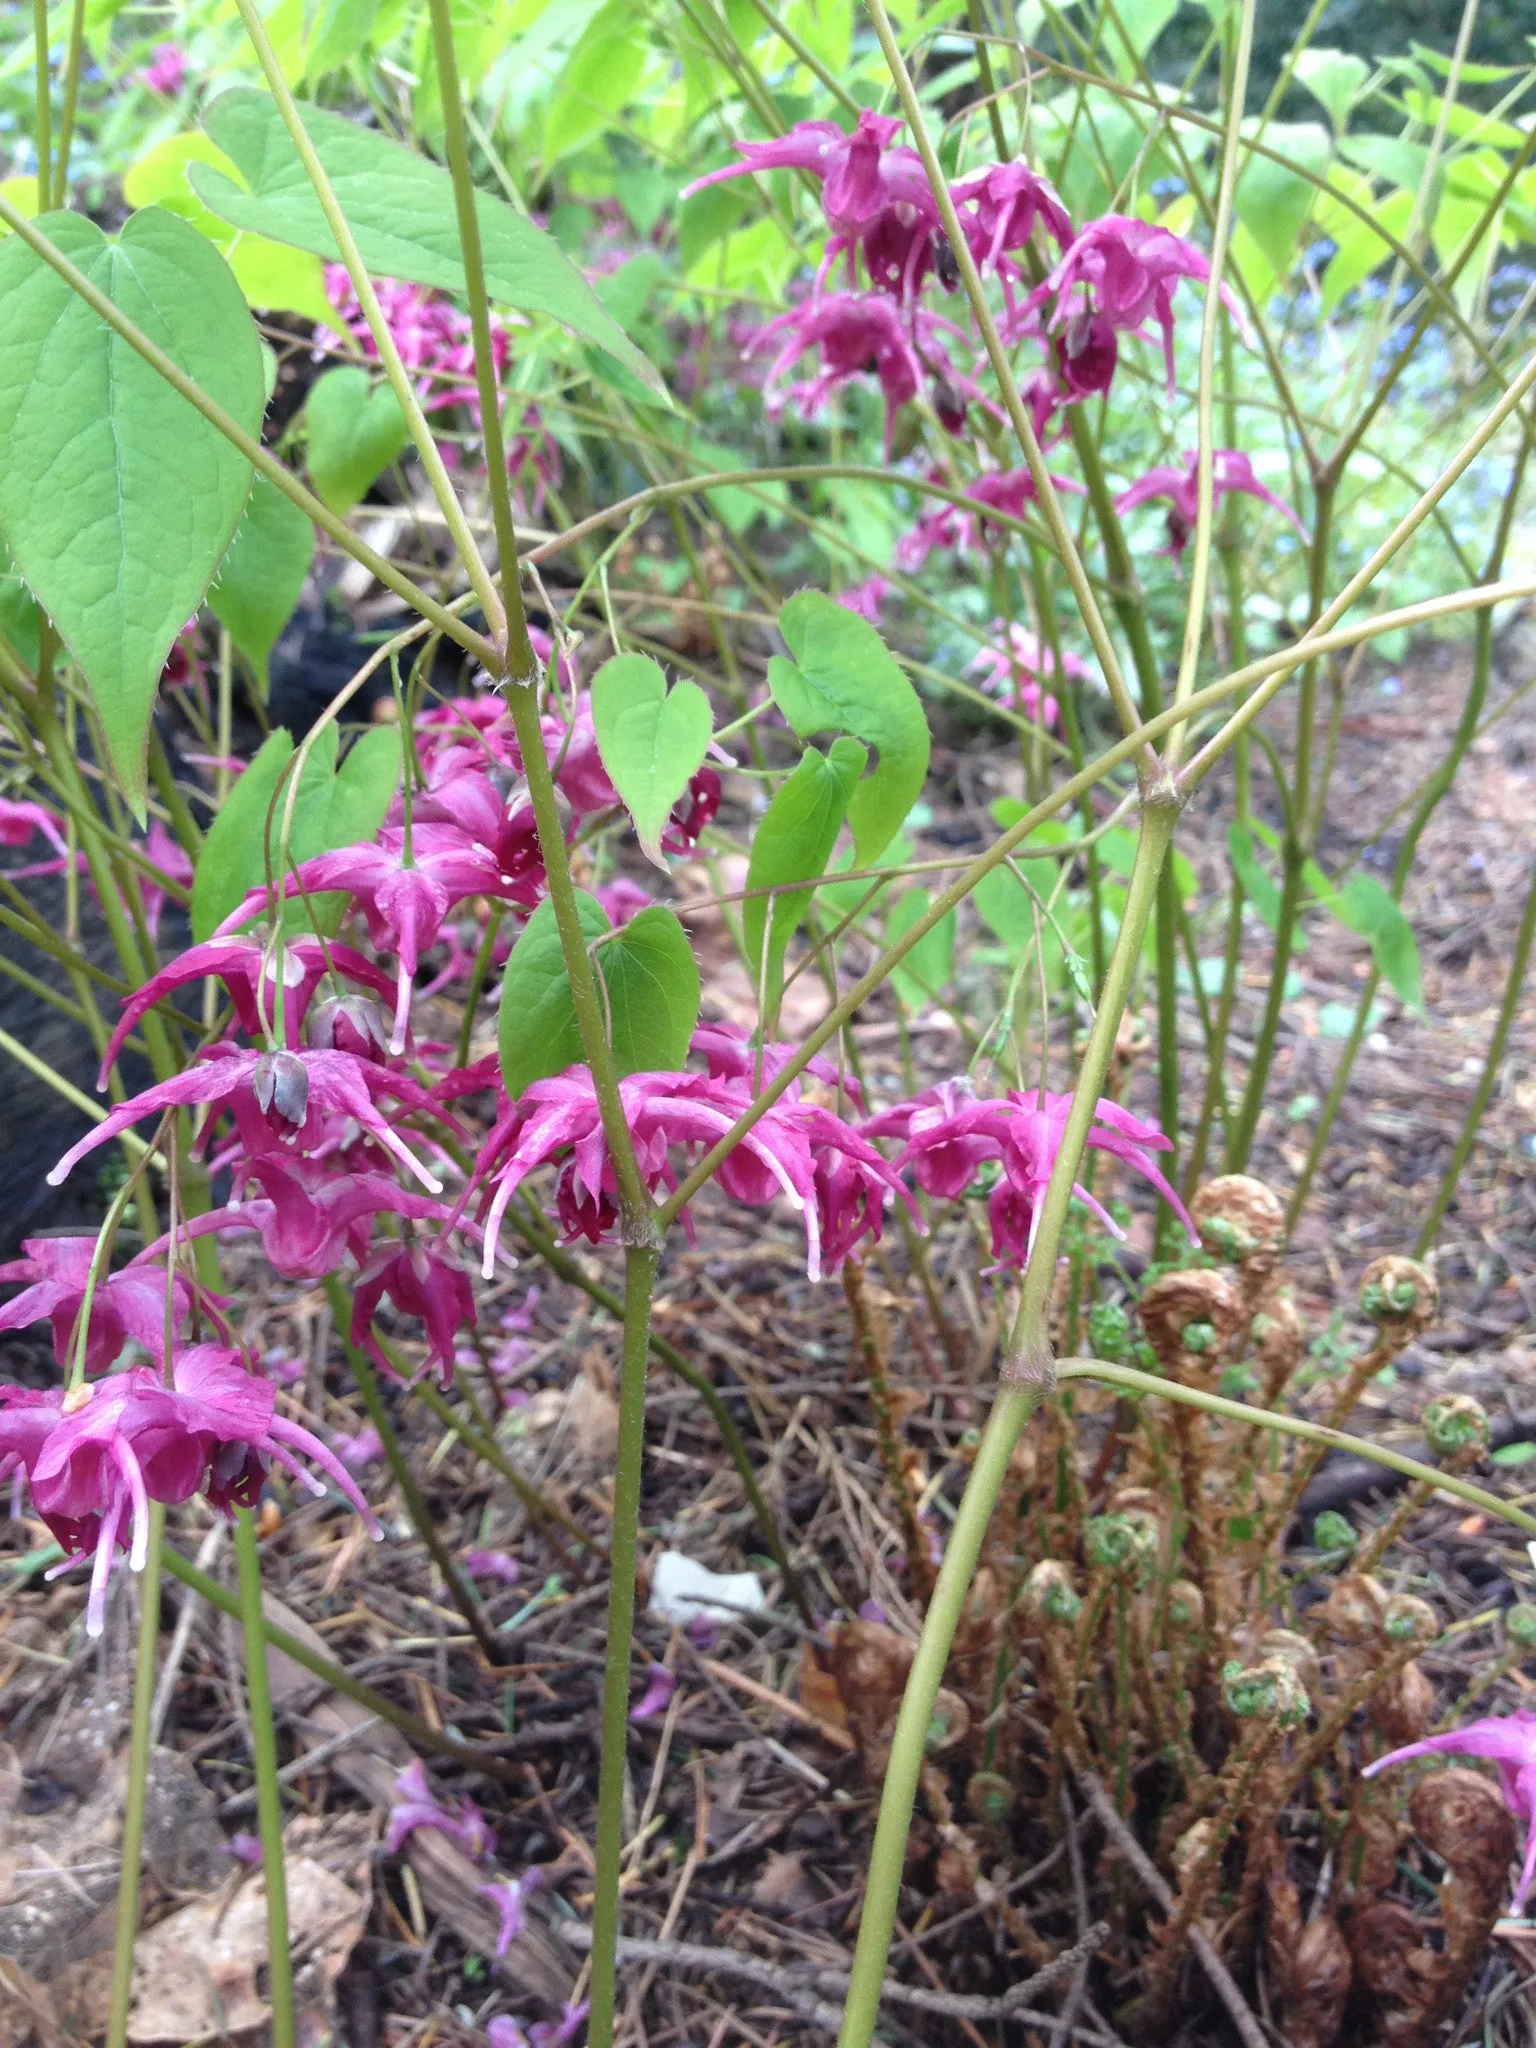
[227,1831,264,1866]
[385,1758,492,1859]
[0,1238,200,1374]
[1115,449,1307,557]
[660,767,721,855]
[1363,1711,1536,1913]
[472,1066,908,1281]
[486,2023,529,2048]
[867,1079,1194,1268]
[464,1548,522,1585]
[950,160,1072,274]
[748,293,974,456]
[593,877,653,927]
[1025,215,1255,397]
[0,798,68,860]
[174,1156,450,1283]
[96,933,395,1085]
[629,1663,676,1724]
[48,1044,448,1194]
[331,1425,384,1472]
[530,1999,590,2046]
[690,1018,855,1102]
[837,576,891,624]
[351,1236,475,1387]
[896,466,1083,571]
[478,1869,544,1957]
[1051,311,1119,399]
[682,111,906,231]
[968,623,1093,726]
[141,820,195,944]
[139,43,186,95]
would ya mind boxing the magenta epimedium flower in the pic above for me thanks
[478,1870,544,1958]
[1116,449,1307,558]
[968,624,1093,728]
[96,933,396,1085]
[351,1235,475,1387]
[385,1758,492,1859]
[0,1237,202,1375]
[48,1044,449,1194]
[0,1348,379,1635]
[867,1079,1194,1269]
[896,466,1084,571]
[951,159,1072,275]
[1363,1712,1536,1914]
[1024,215,1256,398]
[748,294,977,455]
[138,42,186,94]
[682,110,906,231]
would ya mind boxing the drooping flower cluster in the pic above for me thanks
[317,268,561,511]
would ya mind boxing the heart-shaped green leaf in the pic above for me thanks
[304,367,410,517]
[0,208,263,814]
[770,592,930,867]
[190,90,665,397]
[192,721,401,941]
[743,736,867,1034]
[590,652,713,866]
[208,476,315,695]
[498,893,700,1097]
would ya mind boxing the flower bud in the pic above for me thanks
[966,1771,1012,1825]
[1423,1394,1490,1463]
[252,1049,310,1126]
[1024,1559,1081,1627]
[309,992,392,1062]
[1381,1594,1439,1647]
[1223,1655,1309,1727]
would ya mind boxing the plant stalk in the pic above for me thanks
[235,1506,293,2048]
[104,1504,164,2048]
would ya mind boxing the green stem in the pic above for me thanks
[837,803,1179,2048]
[324,1277,508,1666]
[235,1506,293,2048]
[0,192,497,669]
[588,1243,660,2048]
[32,0,50,216]
[1416,855,1536,1256]
[52,0,85,207]
[455,903,506,1069]
[507,1198,810,1617]
[104,1504,164,2048]
[1056,1359,1536,1538]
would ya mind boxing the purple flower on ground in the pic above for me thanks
[385,1758,493,1860]
[866,1079,1195,1270]
[629,1663,676,1724]
[331,1425,384,1473]
[486,2023,529,2048]
[858,1598,888,1624]
[1115,449,1308,558]
[464,1549,522,1586]
[1025,214,1255,397]
[477,1868,544,1957]
[138,43,186,94]
[530,2000,590,2047]
[227,1831,264,1866]
[1363,1711,1536,1913]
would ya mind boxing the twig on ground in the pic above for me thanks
[1075,1768,1269,2048]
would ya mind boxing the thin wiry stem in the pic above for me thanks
[104,1505,164,2048]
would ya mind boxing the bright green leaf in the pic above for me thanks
[228,236,335,322]
[886,887,955,1008]
[1334,873,1424,1013]
[1235,122,1331,277]
[0,208,262,816]
[191,722,401,941]
[1294,48,1369,130]
[771,591,930,867]
[191,90,664,396]
[499,893,609,1096]
[589,652,713,865]
[208,477,316,696]
[497,892,699,1096]
[1321,187,1415,311]
[304,367,410,517]
[743,737,867,1032]
[597,906,701,1075]
[543,4,648,165]
[1227,822,1281,929]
